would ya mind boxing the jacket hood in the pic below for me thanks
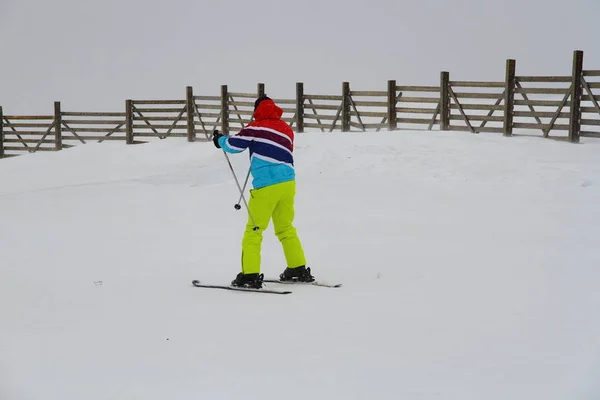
[253,98,283,121]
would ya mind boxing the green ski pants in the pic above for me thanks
[241,180,306,274]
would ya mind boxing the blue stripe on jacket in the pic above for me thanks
[218,134,295,189]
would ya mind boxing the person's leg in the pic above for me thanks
[271,180,307,269]
[240,185,280,275]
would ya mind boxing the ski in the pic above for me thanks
[264,279,342,288]
[191,280,292,295]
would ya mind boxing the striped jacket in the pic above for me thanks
[218,98,295,189]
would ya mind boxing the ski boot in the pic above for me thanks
[279,266,315,282]
[231,272,264,289]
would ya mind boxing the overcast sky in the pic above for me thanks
[1,0,599,114]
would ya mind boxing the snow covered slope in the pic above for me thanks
[1,131,599,400]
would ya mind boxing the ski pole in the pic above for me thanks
[234,167,251,210]
[220,146,259,231]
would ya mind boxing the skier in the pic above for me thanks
[212,95,314,289]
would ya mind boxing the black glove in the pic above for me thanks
[212,130,223,148]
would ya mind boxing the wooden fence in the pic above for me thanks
[1,50,599,158]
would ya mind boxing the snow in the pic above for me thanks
[1,130,600,400]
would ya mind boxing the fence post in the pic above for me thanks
[342,81,350,132]
[569,50,584,143]
[503,59,516,137]
[221,85,229,134]
[125,99,134,144]
[0,106,4,159]
[254,83,265,123]
[296,82,304,133]
[186,86,195,142]
[54,101,62,151]
[387,80,397,131]
[440,72,450,131]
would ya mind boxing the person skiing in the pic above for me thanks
[212,95,314,289]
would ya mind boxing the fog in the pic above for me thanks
[1,0,598,114]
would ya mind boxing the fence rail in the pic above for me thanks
[1,50,598,158]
